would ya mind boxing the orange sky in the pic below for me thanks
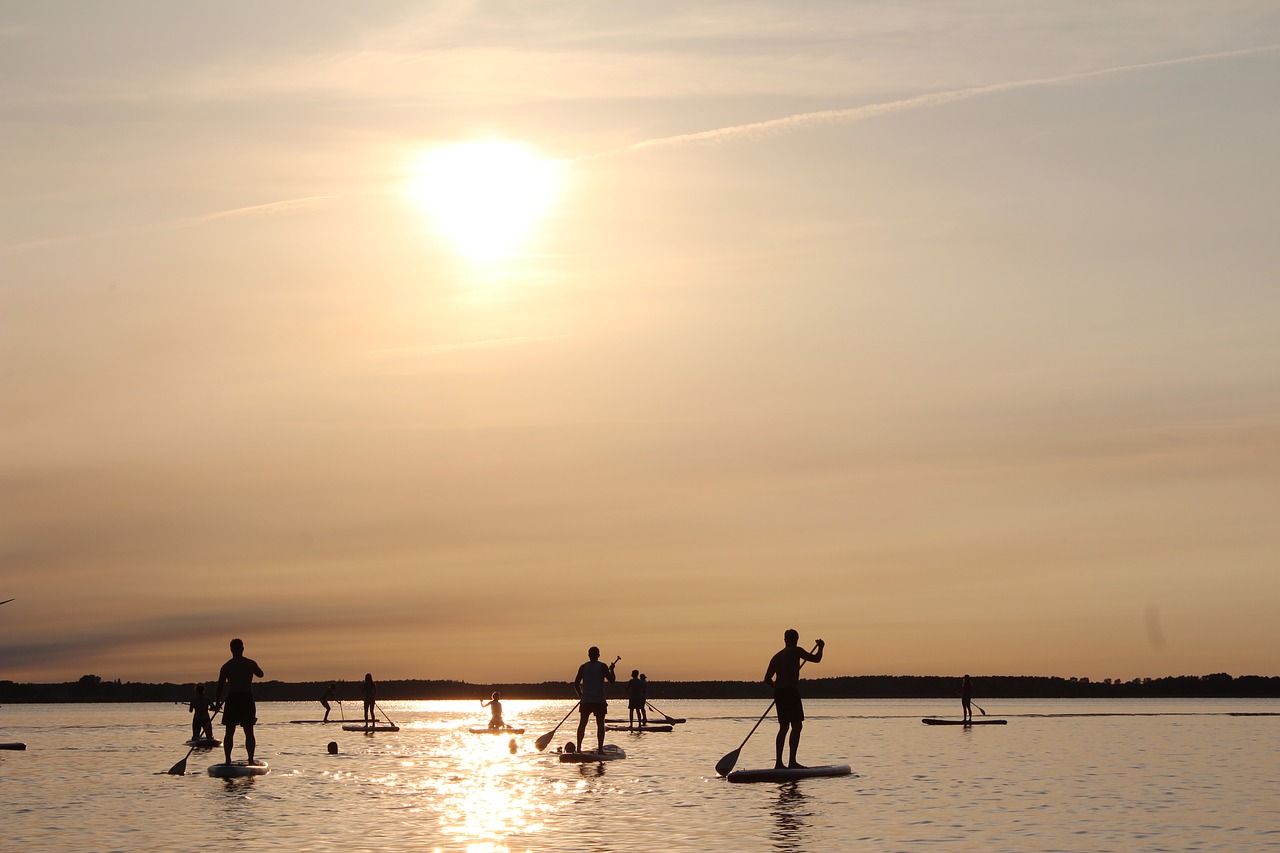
[3,3,1279,684]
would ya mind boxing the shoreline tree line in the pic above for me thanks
[2,672,1278,703]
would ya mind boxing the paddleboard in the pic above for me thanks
[605,724,673,732]
[468,726,525,734]
[606,717,685,724]
[727,764,852,783]
[207,760,270,777]
[0,742,27,751]
[558,744,625,763]
[922,717,1008,725]
[184,736,221,747]
[342,724,400,732]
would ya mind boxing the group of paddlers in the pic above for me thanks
[188,628,837,771]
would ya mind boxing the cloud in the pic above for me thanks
[0,195,342,257]
[592,44,1280,157]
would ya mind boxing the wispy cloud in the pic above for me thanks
[0,195,342,257]
[591,45,1280,157]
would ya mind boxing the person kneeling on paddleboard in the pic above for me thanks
[573,646,617,753]
[764,629,823,770]
[482,692,505,729]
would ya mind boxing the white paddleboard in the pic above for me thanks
[207,760,270,777]
[727,764,851,783]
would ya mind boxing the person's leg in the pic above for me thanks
[245,723,256,762]
[788,721,804,768]
[774,722,788,769]
[595,709,606,752]
[223,725,235,763]
[575,712,589,751]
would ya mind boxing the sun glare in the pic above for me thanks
[407,141,563,262]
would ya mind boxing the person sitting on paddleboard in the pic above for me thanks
[214,638,264,765]
[321,683,337,722]
[961,674,973,723]
[188,683,215,741]
[764,629,824,770]
[574,646,617,753]
[362,673,377,728]
[627,670,645,728]
[481,692,505,729]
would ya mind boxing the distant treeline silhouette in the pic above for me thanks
[3,672,1278,703]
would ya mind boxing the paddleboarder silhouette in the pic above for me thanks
[961,674,973,723]
[627,670,644,729]
[214,638,264,765]
[481,691,505,729]
[764,629,823,769]
[362,673,377,729]
[188,683,215,741]
[573,646,617,753]
[321,683,337,722]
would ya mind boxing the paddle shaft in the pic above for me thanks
[715,642,820,776]
[535,701,581,751]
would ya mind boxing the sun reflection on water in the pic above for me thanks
[429,729,549,851]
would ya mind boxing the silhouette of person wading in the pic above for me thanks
[214,638,264,765]
[764,629,824,769]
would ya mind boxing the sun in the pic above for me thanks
[406,140,563,262]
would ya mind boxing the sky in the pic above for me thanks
[3,1,1279,686]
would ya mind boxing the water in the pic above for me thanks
[3,698,1277,852]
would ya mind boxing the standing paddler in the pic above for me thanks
[573,646,618,753]
[214,638,264,766]
[764,629,824,770]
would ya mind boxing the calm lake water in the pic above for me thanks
[2,698,1277,852]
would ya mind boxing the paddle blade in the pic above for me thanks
[167,756,189,775]
[534,731,556,752]
[714,747,740,777]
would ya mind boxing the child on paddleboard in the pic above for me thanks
[188,683,215,741]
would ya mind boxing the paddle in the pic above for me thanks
[714,642,820,777]
[167,708,220,775]
[973,702,987,716]
[377,703,397,729]
[645,700,681,723]
[534,702,580,752]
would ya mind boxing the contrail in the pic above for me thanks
[587,44,1280,158]
[0,195,342,257]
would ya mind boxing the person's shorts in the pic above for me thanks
[775,688,804,725]
[628,699,644,710]
[222,692,257,728]
[580,701,607,720]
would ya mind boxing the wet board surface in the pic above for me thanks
[207,760,270,777]
[922,717,1008,725]
[605,724,673,732]
[558,745,625,763]
[468,726,525,734]
[726,764,852,783]
[342,724,400,732]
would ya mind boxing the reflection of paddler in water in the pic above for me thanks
[361,673,377,728]
[770,781,809,853]
[321,683,337,722]
[961,674,973,723]
[573,646,618,753]
[214,637,264,765]
[188,683,215,741]
[764,629,824,770]
[481,691,505,729]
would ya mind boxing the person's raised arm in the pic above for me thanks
[606,656,619,683]
[801,639,825,664]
